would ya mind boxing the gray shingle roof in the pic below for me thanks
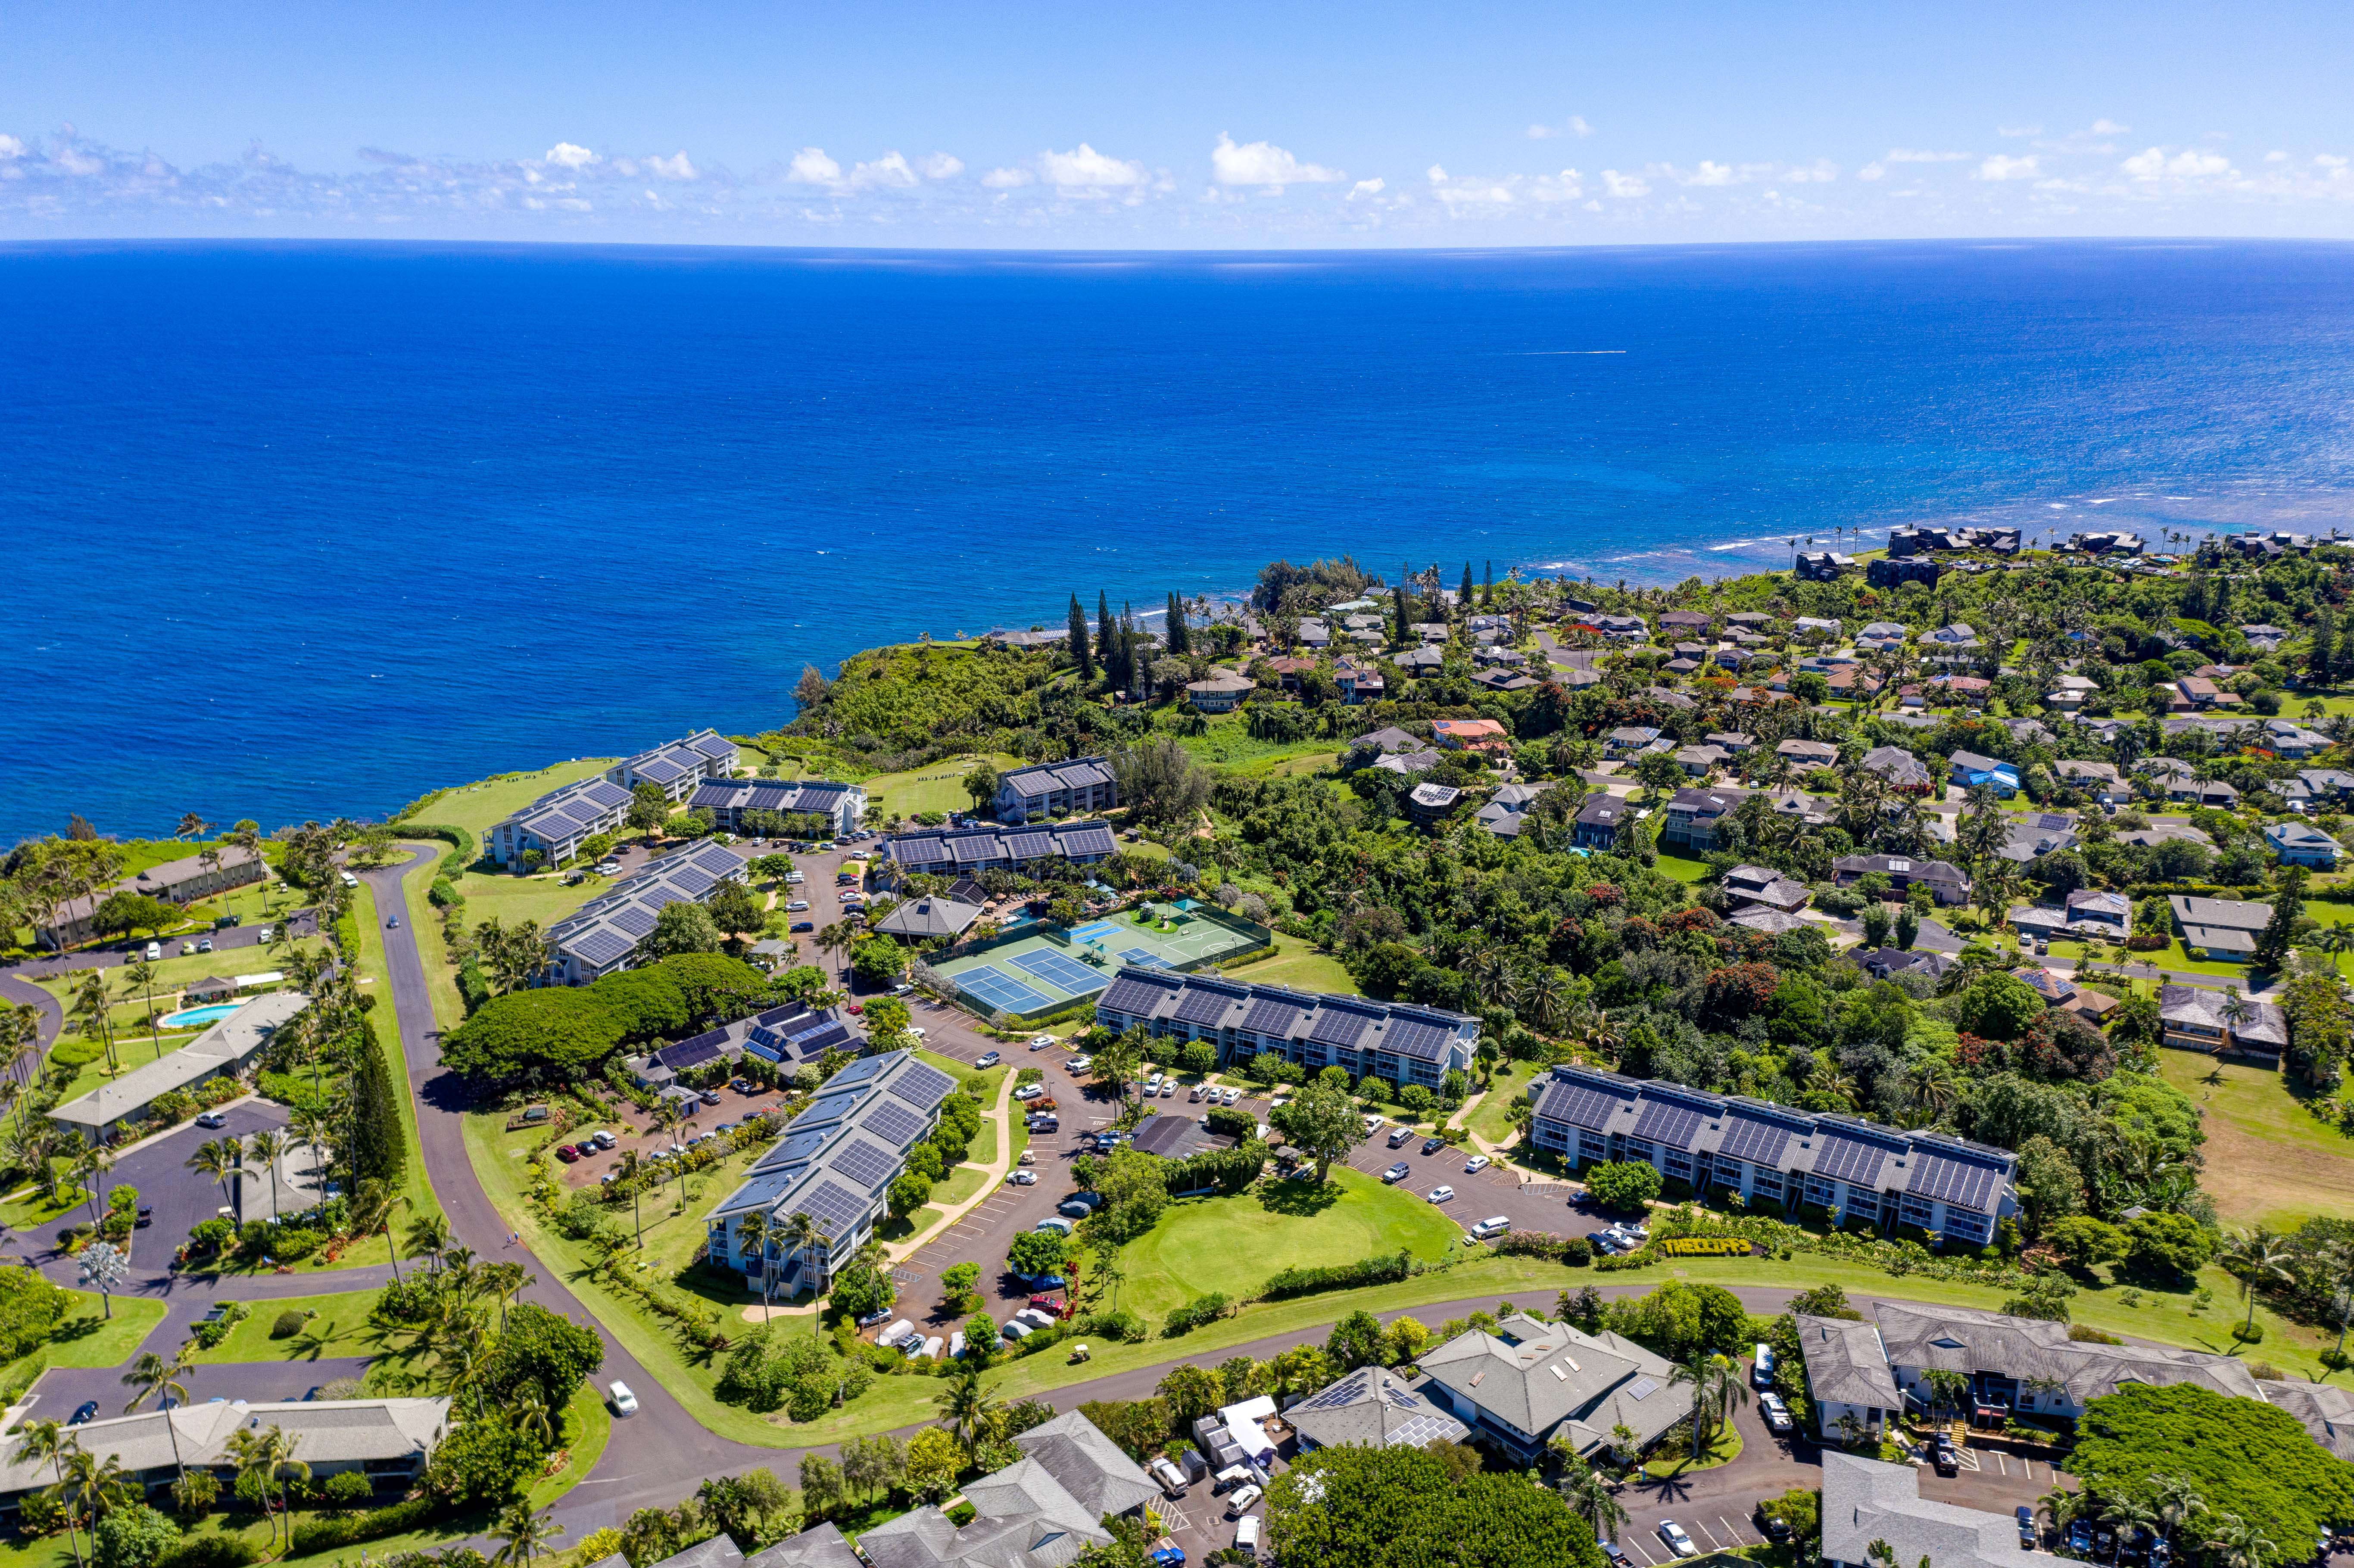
[1416,1313,1689,1456]
[1287,1365,1470,1450]
[1873,1300,2267,1404]
[1821,1452,2039,1568]
[1796,1314,1901,1410]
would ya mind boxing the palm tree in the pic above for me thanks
[120,1349,192,1484]
[70,968,118,1075]
[492,1498,566,1568]
[186,1137,240,1213]
[13,1422,87,1568]
[2220,1227,2295,1338]
[777,1209,825,1296]
[933,1366,1003,1449]
[176,812,211,841]
[1906,1057,1962,1123]
[616,1151,648,1249]
[52,1444,128,1566]
[1552,1452,1629,1541]
[2150,1475,2207,1547]
[2217,987,2255,1055]
[405,1210,452,1271]
[3,1003,42,1117]
[2204,1513,2277,1568]
[1669,1353,1750,1455]
[244,1128,287,1223]
[738,1212,772,1319]
[482,1260,533,1332]
[123,956,164,1061]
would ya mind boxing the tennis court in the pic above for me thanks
[955,966,1056,1015]
[934,903,1271,1021]
[1010,949,1107,996]
[1069,921,1121,945]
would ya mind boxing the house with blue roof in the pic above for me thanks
[1946,750,2021,798]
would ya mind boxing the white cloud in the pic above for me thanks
[2267,150,2290,163]
[848,151,918,189]
[1785,158,1839,183]
[1885,148,1968,164]
[981,166,1033,188]
[918,152,963,180]
[1348,177,1386,200]
[1210,132,1344,189]
[1602,168,1648,197]
[1036,143,1147,189]
[642,151,695,180]
[786,147,842,185]
[1526,115,1593,140]
[0,135,23,160]
[544,142,598,169]
[2316,154,2348,169]
[1680,161,1737,186]
[1424,163,1584,211]
[2089,118,2131,135]
[2122,146,2232,180]
[1976,154,2039,180]
[1998,124,2043,138]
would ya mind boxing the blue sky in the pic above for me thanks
[6,0,2352,245]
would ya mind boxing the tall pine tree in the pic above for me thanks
[2310,605,2338,688]
[1459,562,1474,610]
[1097,590,1116,675]
[1482,560,1495,607]
[1068,595,1095,679]
[347,1017,409,1191]
[1165,591,1190,655]
[1393,582,1411,645]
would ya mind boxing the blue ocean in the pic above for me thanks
[6,238,2354,842]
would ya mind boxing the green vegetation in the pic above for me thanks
[182,1290,386,1363]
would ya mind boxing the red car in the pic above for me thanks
[1028,1293,1067,1318]
[554,1145,581,1163]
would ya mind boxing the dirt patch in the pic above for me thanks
[2197,1110,2354,1226]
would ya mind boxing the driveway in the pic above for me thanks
[87,1099,293,1264]
[27,1356,374,1423]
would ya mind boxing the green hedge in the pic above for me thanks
[1260,1247,1418,1302]
[390,822,478,871]
[286,1495,443,1555]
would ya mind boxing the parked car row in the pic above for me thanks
[1585,1220,1649,1254]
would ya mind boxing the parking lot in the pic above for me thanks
[14,1097,295,1266]
[1340,1120,1588,1241]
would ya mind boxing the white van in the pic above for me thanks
[878,1319,915,1349]
[1150,1456,1189,1496]
[1753,1341,1776,1388]
[340,871,358,888]
[1470,1216,1512,1241]
[1236,1515,1263,1550]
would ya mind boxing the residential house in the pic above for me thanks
[982,628,1067,651]
[34,843,270,948]
[2240,622,2289,651]
[2055,760,2127,805]
[1529,1064,2017,1246]
[1796,1319,1904,1443]
[708,1050,956,1292]
[1393,645,1447,674]
[2159,983,2287,1060]
[1924,623,1982,655]
[543,840,751,985]
[1573,796,1631,851]
[1261,654,1317,691]
[2266,820,2342,868]
[1861,746,1933,793]
[608,729,741,801]
[1407,781,1463,824]
[1947,750,2020,796]
[1659,610,1712,634]
[1411,621,1450,643]
[1296,617,1332,649]
[1777,738,1840,770]
[2261,719,2336,759]
[1723,864,1810,913]
[1846,947,1955,986]
[1094,967,1479,1090]
[1331,658,1386,703]
[1760,789,1834,829]
[2009,968,2120,1030]
[1832,854,1971,906]
[878,820,1117,882]
[1930,675,1993,706]
[1373,749,1443,779]
[1730,906,1808,936]
[2044,673,2098,710]
[1431,717,1510,753]
[1856,621,1910,651]
[1345,726,1425,766]
[1867,557,1944,589]
[1707,731,1755,754]
[1605,725,1663,758]
[861,1412,1158,1568]
[686,778,866,838]
[2286,768,2354,812]
[1672,744,1730,778]
[993,757,1118,823]
[872,896,983,943]
[0,1398,451,1514]
[2004,718,2057,747]
[1793,616,1844,636]
[1644,685,1698,712]
[2166,894,2273,961]
[50,992,308,1145]
[1475,781,1555,839]
[1287,1365,1470,1453]
[1659,786,1744,852]
[1795,550,1858,579]
[1416,1312,1693,1464]
[2257,1380,2354,1464]
[1819,1451,2039,1568]
[1871,1299,2264,1423]
[2067,530,2143,555]
[1994,812,2078,866]
[1475,668,1539,693]
[1184,669,1257,712]
[1591,614,1648,641]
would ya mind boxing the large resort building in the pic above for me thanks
[543,840,749,984]
[876,820,1117,883]
[991,757,1118,823]
[488,728,742,870]
[1092,967,1478,1091]
[1530,1064,2017,1247]
[687,778,864,837]
[609,728,742,800]
[708,1050,958,1293]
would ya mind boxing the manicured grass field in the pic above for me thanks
[1645,1421,1743,1477]
[2158,1047,2354,1227]
[1224,932,1359,995]
[1115,1168,1464,1322]
[1654,852,1713,883]
[861,753,1025,819]
[37,935,333,1041]
[2045,936,2260,981]
[0,1291,170,1388]
[414,758,616,843]
[1464,1061,1541,1148]
[184,1290,392,1363]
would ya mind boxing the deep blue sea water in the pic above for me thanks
[6,238,2354,843]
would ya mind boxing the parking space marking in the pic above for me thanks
[1995,1452,2009,1476]
[1627,1535,1661,1566]
[1717,1516,1749,1548]
[1691,1519,1726,1549]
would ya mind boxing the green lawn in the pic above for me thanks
[2046,936,2260,981]
[413,759,616,843]
[1169,716,1344,773]
[930,1164,990,1209]
[38,933,334,1041]
[184,1290,392,1363]
[0,1291,169,1391]
[1465,1061,1542,1148]
[1223,932,1359,995]
[0,1185,92,1231]
[1654,852,1713,883]
[2158,1049,2354,1160]
[861,754,1025,819]
[1645,1421,1743,1477]
[1114,1168,1463,1322]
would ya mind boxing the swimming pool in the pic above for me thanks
[159,1002,243,1029]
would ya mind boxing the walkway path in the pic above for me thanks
[881,1070,1019,1266]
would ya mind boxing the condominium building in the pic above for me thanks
[1093,967,1478,1091]
[686,778,866,837]
[608,729,742,800]
[876,820,1117,882]
[1529,1064,2016,1246]
[36,844,268,948]
[487,775,635,870]
[543,840,749,985]
[993,757,1118,823]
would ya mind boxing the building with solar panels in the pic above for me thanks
[1529,1063,2015,1247]
[1416,1311,1690,1464]
[607,728,742,801]
[1091,966,1477,1092]
[876,820,1116,883]
[486,775,636,870]
[1286,1365,1469,1453]
[991,756,1117,824]
[706,1050,958,1292]
[542,840,751,985]
[624,1000,858,1088]
[686,778,865,837]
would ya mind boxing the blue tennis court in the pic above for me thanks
[1118,947,1167,967]
[1069,922,1119,944]
[1011,949,1107,996]
[957,966,1054,1014]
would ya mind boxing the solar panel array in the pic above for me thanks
[880,819,1119,873]
[1624,1377,1661,1402]
[785,1020,855,1058]
[1293,1371,1371,1412]
[1536,1077,1625,1132]
[788,1179,867,1237]
[1310,1007,1372,1049]
[1631,1096,1708,1151]
[1716,1112,1796,1166]
[862,1099,928,1149]
[661,1035,726,1071]
[1811,1132,1893,1186]
[1099,973,1176,1017]
[1011,949,1107,996]
[1907,1149,2005,1213]
[1242,995,1310,1036]
[1385,1411,1469,1448]
[2038,812,2072,831]
[1381,1014,1453,1062]
[567,928,634,968]
[1175,986,1238,1027]
[885,1058,956,1109]
[830,1140,897,1192]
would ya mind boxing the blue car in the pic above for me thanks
[1148,1549,1186,1568]
[2067,1521,2095,1557]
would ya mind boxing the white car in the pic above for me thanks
[975,1051,1001,1069]
[609,1381,639,1416]
[1159,1079,1176,1097]
[786,900,810,912]
[1006,1170,1038,1185]
[1658,1522,1697,1559]
[1225,1484,1263,1516]
[1067,1055,1093,1073]
[1031,1035,1056,1050]
[1426,1185,1455,1204]
[908,1027,926,1039]
[144,941,162,961]
[1464,1155,1491,1174]
[1145,1073,1164,1091]
[1014,1084,1046,1102]
[1222,1086,1242,1106]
